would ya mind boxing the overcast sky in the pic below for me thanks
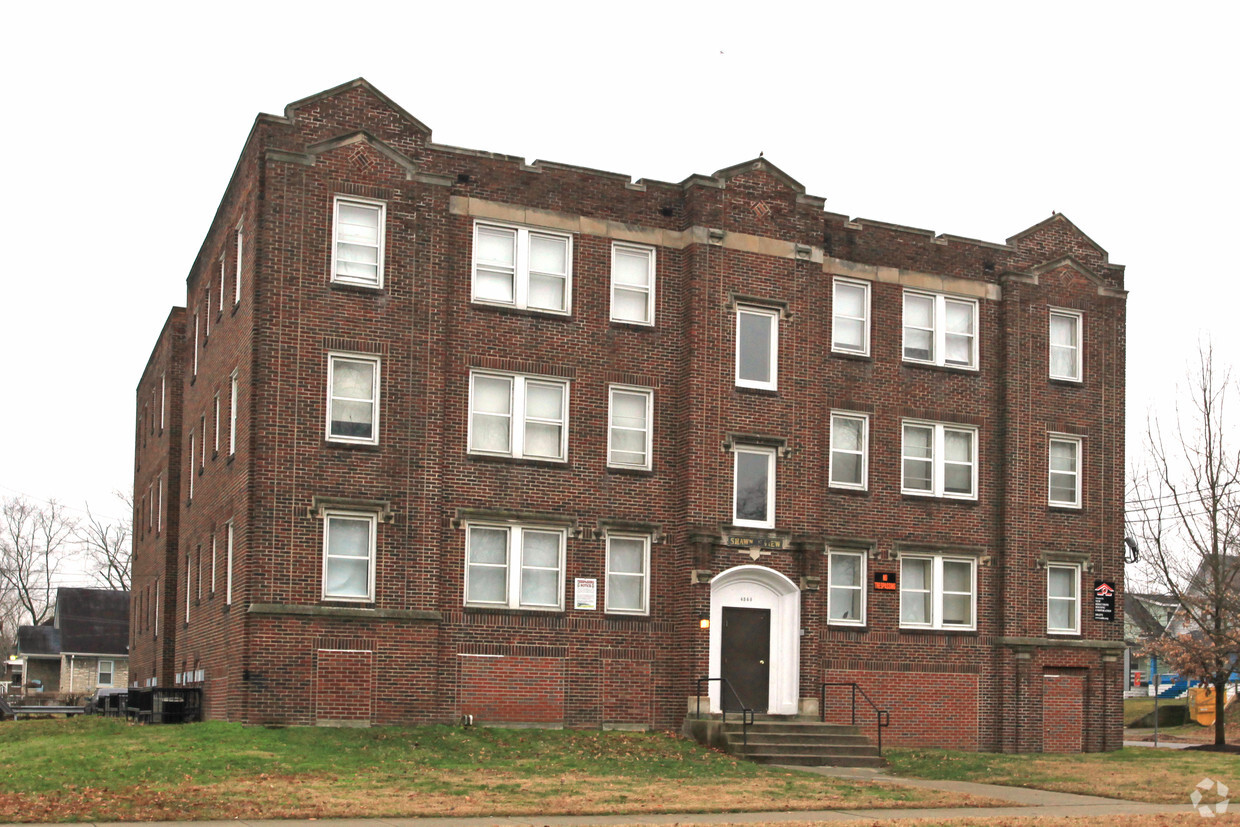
[1,2,1236,584]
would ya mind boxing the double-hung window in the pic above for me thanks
[902,421,978,499]
[832,279,870,355]
[234,221,243,306]
[469,372,568,461]
[733,445,776,528]
[1049,309,1082,381]
[188,431,196,500]
[736,305,779,390]
[97,660,114,686]
[611,243,655,324]
[829,412,868,490]
[465,523,565,610]
[332,197,385,287]
[1047,563,1080,634]
[605,533,650,615]
[608,386,653,470]
[900,555,976,630]
[903,291,978,369]
[326,354,381,444]
[322,510,377,602]
[1048,435,1082,507]
[229,370,238,456]
[828,549,866,625]
[472,222,572,313]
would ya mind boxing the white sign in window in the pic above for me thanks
[574,577,598,611]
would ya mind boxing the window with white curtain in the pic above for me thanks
[322,511,377,602]
[605,533,649,614]
[903,291,978,369]
[332,197,386,287]
[608,386,652,469]
[1049,435,1082,507]
[1047,563,1080,633]
[469,372,568,460]
[327,354,381,444]
[465,523,565,610]
[900,555,975,630]
[832,279,870,355]
[611,243,655,324]
[472,222,572,313]
[902,421,978,499]
[1049,309,1082,381]
[828,549,866,625]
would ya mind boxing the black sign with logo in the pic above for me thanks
[874,572,897,591]
[1093,580,1116,621]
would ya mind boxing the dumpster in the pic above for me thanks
[1188,685,1217,727]
[126,687,202,723]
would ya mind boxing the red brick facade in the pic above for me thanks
[131,79,1127,751]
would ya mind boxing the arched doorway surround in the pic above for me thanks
[708,564,801,714]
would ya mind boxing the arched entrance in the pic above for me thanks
[709,565,800,714]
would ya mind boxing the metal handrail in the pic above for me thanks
[819,681,891,755]
[695,677,756,747]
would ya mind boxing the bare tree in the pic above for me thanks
[76,492,132,591]
[1129,343,1240,747]
[0,496,78,626]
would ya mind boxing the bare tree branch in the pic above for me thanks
[0,496,78,626]
[75,491,132,592]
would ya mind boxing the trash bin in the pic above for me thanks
[1188,686,1217,727]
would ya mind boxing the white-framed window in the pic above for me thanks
[205,286,211,338]
[832,278,870,355]
[160,374,166,430]
[901,421,978,499]
[733,445,776,528]
[188,431,196,500]
[828,549,866,625]
[332,196,386,287]
[464,523,566,610]
[829,412,868,490]
[154,578,160,634]
[218,253,226,310]
[225,520,234,605]
[234,221,243,306]
[900,555,976,630]
[210,533,217,594]
[608,386,653,470]
[213,393,221,455]
[735,305,779,390]
[468,372,569,461]
[193,313,200,377]
[1049,309,1082,381]
[200,414,207,469]
[1049,435,1082,508]
[186,552,192,622]
[605,533,650,615]
[97,659,114,687]
[326,354,381,444]
[1047,563,1081,634]
[229,370,238,456]
[157,475,163,534]
[322,510,377,602]
[611,243,655,325]
[472,222,572,314]
[902,291,978,369]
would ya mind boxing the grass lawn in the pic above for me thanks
[886,746,1239,805]
[1123,696,1186,726]
[0,718,996,823]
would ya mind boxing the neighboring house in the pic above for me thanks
[12,589,130,697]
[1123,592,1176,691]
[130,79,1128,753]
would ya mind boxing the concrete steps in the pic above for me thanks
[684,714,886,768]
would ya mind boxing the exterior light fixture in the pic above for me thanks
[698,613,710,630]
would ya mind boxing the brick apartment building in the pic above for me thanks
[131,78,1127,751]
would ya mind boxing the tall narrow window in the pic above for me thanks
[832,279,870,355]
[157,476,163,534]
[218,253,226,311]
[213,393,221,455]
[465,524,566,610]
[186,553,192,622]
[327,355,381,444]
[188,432,196,500]
[322,511,377,601]
[610,243,655,324]
[154,578,160,634]
[472,223,572,313]
[160,374,166,430]
[1049,436,1082,507]
[1047,563,1081,634]
[332,197,386,287]
[1049,309,1083,381]
[901,421,978,500]
[200,414,207,469]
[828,549,866,625]
[733,445,776,528]
[225,521,234,605]
[736,306,779,390]
[234,221,243,306]
[193,313,200,377]
[469,372,568,461]
[903,291,978,369]
[829,412,868,490]
[608,386,653,470]
[229,370,238,456]
[605,534,650,615]
[205,286,211,338]
[211,534,217,594]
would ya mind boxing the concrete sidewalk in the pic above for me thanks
[0,767,1193,827]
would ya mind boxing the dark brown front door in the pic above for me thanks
[721,607,770,712]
